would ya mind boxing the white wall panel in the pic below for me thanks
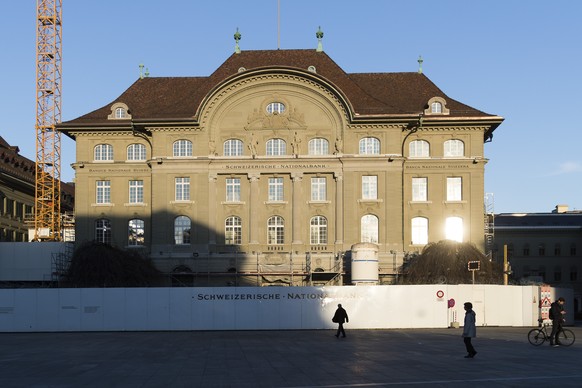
[0,285,573,332]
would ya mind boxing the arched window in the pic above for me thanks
[95,219,112,244]
[115,107,127,119]
[94,144,113,161]
[127,143,147,161]
[174,216,191,245]
[224,139,243,156]
[267,216,285,244]
[310,216,328,245]
[444,139,464,157]
[266,139,286,156]
[359,137,380,155]
[308,138,329,155]
[431,102,442,114]
[225,216,242,245]
[409,140,430,158]
[445,216,463,242]
[361,214,378,243]
[128,219,145,246]
[411,217,428,245]
[173,140,192,157]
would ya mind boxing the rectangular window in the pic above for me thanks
[447,177,462,201]
[268,177,284,201]
[226,178,241,202]
[362,176,378,200]
[311,177,326,201]
[129,180,144,204]
[412,177,427,201]
[175,177,190,201]
[96,181,111,204]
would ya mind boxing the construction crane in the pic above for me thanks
[34,0,62,241]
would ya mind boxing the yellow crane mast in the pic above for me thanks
[34,0,62,241]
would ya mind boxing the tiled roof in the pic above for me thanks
[0,136,36,185]
[61,49,497,127]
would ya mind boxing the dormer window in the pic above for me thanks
[107,102,132,120]
[266,102,285,115]
[424,97,449,116]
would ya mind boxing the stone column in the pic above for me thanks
[334,172,344,245]
[291,172,303,245]
[248,173,260,244]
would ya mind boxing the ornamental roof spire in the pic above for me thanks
[234,28,242,54]
[316,26,324,52]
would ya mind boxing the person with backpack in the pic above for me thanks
[549,297,566,346]
[332,304,349,338]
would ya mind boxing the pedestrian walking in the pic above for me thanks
[332,304,349,338]
[549,297,566,346]
[462,302,477,358]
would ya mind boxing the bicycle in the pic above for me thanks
[528,321,575,346]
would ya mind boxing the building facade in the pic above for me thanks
[0,136,74,242]
[494,205,582,317]
[58,49,503,286]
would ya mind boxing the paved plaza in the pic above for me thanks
[0,326,581,387]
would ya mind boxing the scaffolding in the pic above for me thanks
[484,193,495,258]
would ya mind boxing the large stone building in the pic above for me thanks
[58,48,503,286]
[0,136,74,242]
[494,205,582,317]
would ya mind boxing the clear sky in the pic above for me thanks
[1,1,581,214]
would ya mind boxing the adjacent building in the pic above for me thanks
[494,205,582,317]
[0,136,74,242]
[58,48,503,286]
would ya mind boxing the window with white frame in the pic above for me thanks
[268,177,284,201]
[127,143,147,161]
[175,177,190,201]
[224,139,243,156]
[225,216,242,245]
[226,178,241,202]
[174,216,191,244]
[267,216,285,245]
[431,102,442,114]
[129,180,144,204]
[411,217,428,245]
[446,177,462,201]
[95,219,112,244]
[115,107,127,119]
[310,216,328,245]
[361,214,379,243]
[173,140,192,157]
[128,219,145,246]
[359,137,380,155]
[409,140,430,157]
[310,177,326,201]
[444,139,464,157]
[362,176,378,200]
[266,102,286,114]
[445,216,463,242]
[308,138,329,155]
[412,177,428,201]
[266,139,286,156]
[94,144,113,161]
[96,180,111,204]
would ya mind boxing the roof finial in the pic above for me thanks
[316,26,324,52]
[417,55,423,74]
[144,67,150,78]
[139,63,144,79]
[234,27,242,54]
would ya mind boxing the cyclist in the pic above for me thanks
[549,297,566,347]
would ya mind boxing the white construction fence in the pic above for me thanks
[0,284,573,332]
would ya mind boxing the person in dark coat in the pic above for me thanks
[332,304,349,338]
[462,302,477,358]
[549,297,566,346]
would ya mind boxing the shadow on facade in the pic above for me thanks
[73,210,346,288]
